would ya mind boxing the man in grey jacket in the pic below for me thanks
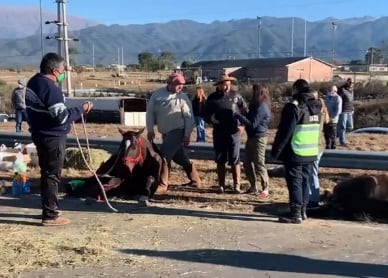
[146,73,201,193]
[11,79,28,132]
[324,85,342,149]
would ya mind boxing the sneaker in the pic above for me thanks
[42,216,70,226]
[233,184,242,194]
[245,187,258,194]
[217,186,225,194]
[257,191,269,199]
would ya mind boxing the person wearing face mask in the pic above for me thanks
[146,72,201,193]
[25,52,93,226]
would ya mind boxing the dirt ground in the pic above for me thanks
[0,119,388,276]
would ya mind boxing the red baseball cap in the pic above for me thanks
[168,73,186,85]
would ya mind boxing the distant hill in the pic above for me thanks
[0,8,387,67]
[0,6,99,39]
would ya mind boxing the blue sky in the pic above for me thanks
[1,0,386,24]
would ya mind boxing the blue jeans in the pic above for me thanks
[194,116,206,142]
[15,109,28,132]
[308,152,323,203]
[337,112,353,145]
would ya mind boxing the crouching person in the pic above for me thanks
[146,73,201,193]
[270,79,321,224]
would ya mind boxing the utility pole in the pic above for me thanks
[257,16,262,58]
[291,17,294,57]
[56,2,62,55]
[39,0,45,58]
[92,44,95,68]
[46,0,79,97]
[304,18,307,57]
[331,21,337,64]
[61,0,72,97]
[121,47,124,65]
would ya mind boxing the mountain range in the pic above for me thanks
[0,6,387,67]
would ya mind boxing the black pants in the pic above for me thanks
[324,123,337,149]
[32,136,66,220]
[284,162,312,209]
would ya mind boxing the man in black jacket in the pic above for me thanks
[270,79,321,224]
[204,74,247,194]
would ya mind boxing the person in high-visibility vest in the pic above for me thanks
[270,79,322,224]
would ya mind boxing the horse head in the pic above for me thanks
[118,127,146,173]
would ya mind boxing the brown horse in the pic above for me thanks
[309,174,388,222]
[67,127,169,205]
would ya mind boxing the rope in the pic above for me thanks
[71,112,119,213]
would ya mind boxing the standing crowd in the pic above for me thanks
[22,52,354,226]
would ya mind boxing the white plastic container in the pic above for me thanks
[23,143,39,167]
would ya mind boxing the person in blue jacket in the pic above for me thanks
[234,83,271,198]
[26,52,93,226]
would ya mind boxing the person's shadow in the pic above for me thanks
[120,248,388,278]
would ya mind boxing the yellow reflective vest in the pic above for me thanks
[290,100,320,157]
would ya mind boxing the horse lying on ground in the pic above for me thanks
[66,127,169,205]
[309,174,388,222]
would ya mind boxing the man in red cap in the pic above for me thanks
[146,72,201,193]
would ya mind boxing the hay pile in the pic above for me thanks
[0,224,124,277]
[64,148,111,170]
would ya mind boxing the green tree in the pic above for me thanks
[181,60,194,68]
[138,52,158,71]
[349,60,364,65]
[158,51,176,70]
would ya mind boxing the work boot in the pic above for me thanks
[184,163,202,187]
[216,163,226,194]
[231,164,242,193]
[278,206,302,224]
[301,205,308,221]
[155,158,170,194]
[138,195,150,207]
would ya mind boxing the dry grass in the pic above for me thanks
[0,224,122,277]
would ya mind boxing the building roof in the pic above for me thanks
[191,57,333,69]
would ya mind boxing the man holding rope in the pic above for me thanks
[26,52,93,226]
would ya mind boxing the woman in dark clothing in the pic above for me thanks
[192,86,207,142]
[234,84,271,198]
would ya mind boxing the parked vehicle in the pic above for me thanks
[0,113,9,122]
[351,127,388,135]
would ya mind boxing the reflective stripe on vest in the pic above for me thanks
[291,123,320,156]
